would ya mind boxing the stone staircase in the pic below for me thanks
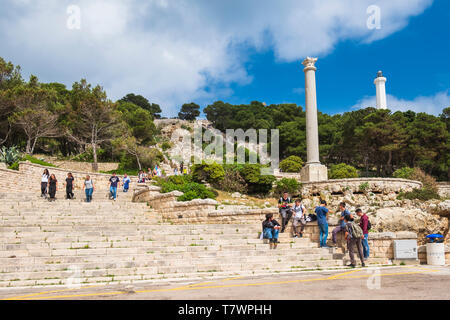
[0,191,388,288]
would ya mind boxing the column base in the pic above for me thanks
[300,163,328,182]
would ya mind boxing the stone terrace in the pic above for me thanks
[0,188,394,288]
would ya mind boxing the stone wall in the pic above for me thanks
[0,162,138,192]
[34,154,119,173]
[437,182,450,198]
[273,175,422,196]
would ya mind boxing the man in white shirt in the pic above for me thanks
[292,199,307,238]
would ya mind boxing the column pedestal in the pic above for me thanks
[300,163,328,182]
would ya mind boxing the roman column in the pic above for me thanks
[374,70,387,110]
[300,57,328,182]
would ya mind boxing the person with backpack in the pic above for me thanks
[356,208,370,260]
[122,173,131,193]
[344,214,365,267]
[262,213,281,249]
[278,192,293,233]
[315,200,330,248]
[292,199,307,238]
[332,202,350,246]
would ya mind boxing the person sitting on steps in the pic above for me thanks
[262,213,281,249]
[331,202,350,246]
[278,191,293,233]
[292,199,307,238]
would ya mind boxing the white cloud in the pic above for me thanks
[351,91,450,115]
[0,0,433,116]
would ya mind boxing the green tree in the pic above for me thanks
[8,76,62,154]
[66,79,122,172]
[117,101,157,145]
[178,102,200,121]
[119,93,162,119]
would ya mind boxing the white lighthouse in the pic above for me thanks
[374,71,387,110]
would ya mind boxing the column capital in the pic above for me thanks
[302,57,318,72]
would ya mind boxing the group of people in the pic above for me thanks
[262,191,371,267]
[41,169,76,202]
[40,169,131,203]
[173,162,188,176]
[138,165,163,183]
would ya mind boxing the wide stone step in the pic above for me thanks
[0,259,357,286]
[0,237,312,250]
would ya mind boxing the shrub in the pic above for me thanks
[328,163,358,179]
[154,177,217,201]
[393,167,437,192]
[8,162,19,171]
[214,166,248,194]
[359,182,369,192]
[393,167,415,179]
[161,141,172,151]
[191,162,225,184]
[0,146,20,166]
[410,168,438,192]
[21,155,56,167]
[279,156,304,173]
[273,178,300,196]
[398,188,440,201]
[239,164,276,195]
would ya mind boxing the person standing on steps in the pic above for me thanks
[122,173,131,193]
[48,174,58,202]
[109,173,120,201]
[65,173,75,200]
[83,175,94,203]
[344,214,365,268]
[315,200,330,248]
[356,208,370,260]
[278,191,293,233]
[41,169,50,198]
[332,202,350,246]
[292,199,307,238]
[262,213,281,249]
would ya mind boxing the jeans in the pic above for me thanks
[318,223,328,247]
[110,186,117,199]
[362,234,370,258]
[66,186,74,199]
[85,188,93,202]
[348,237,364,265]
[332,225,345,244]
[279,208,293,232]
[263,228,279,241]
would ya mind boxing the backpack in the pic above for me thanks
[367,219,372,231]
[349,222,363,238]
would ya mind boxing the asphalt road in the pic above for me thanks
[1,265,449,300]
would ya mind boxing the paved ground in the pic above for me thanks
[1,265,449,300]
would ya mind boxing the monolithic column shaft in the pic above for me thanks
[303,57,321,165]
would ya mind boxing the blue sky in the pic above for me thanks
[209,0,450,116]
[0,0,448,117]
